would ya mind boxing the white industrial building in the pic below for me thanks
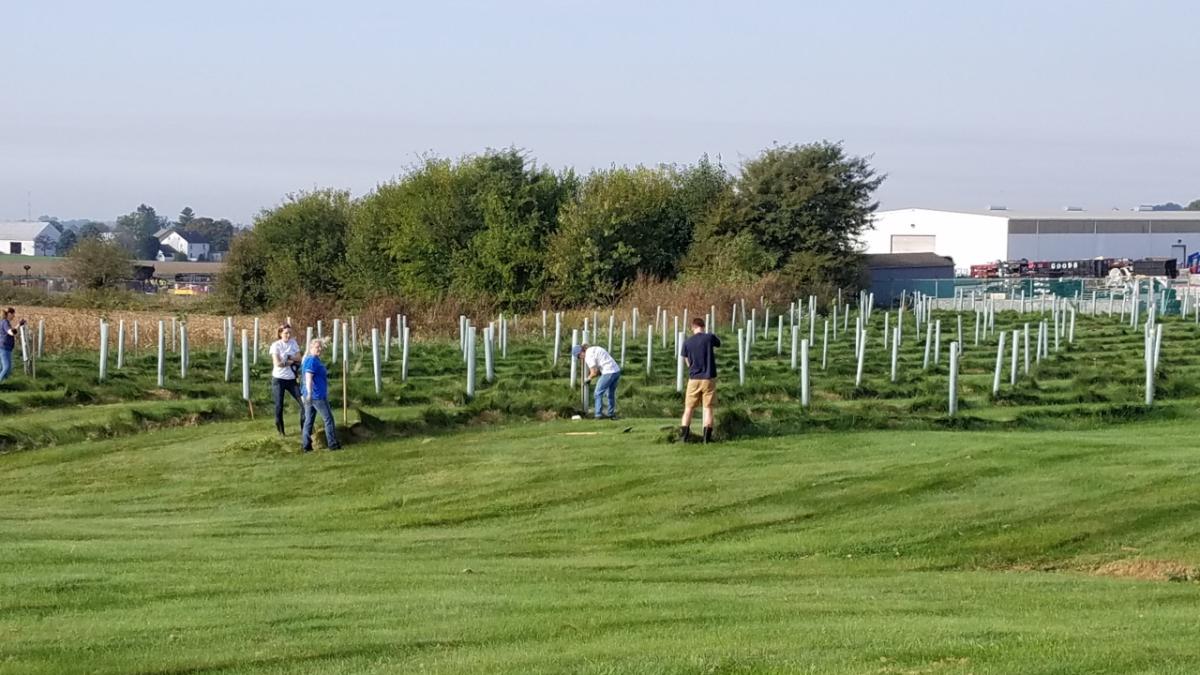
[864,208,1200,273]
[0,221,61,256]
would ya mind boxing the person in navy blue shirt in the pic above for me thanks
[0,307,26,384]
[679,317,721,443]
[300,339,340,452]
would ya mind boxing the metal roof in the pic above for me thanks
[159,228,210,244]
[877,207,1200,221]
[0,221,61,241]
[865,252,955,269]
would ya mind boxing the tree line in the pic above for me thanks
[42,206,237,260]
[220,141,884,312]
[1148,201,1200,212]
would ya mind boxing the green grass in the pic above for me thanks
[0,253,65,261]
[2,308,1200,673]
[3,419,1200,673]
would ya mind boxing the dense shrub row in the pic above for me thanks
[218,142,883,313]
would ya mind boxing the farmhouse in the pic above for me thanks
[865,208,1200,273]
[156,229,211,262]
[0,221,61,256]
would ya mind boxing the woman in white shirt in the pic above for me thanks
[269,325,304,435]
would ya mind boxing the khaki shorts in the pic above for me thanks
[685,379,717,408]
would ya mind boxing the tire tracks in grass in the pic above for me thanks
[369,476,658,529]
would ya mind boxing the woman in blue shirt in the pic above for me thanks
[300,339,341,452]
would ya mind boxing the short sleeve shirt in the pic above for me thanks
[301,355,328,400]
[681,332,721,380]
[270,339,300,379]
[584,346,621,375]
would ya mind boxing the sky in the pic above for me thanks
[2,0,1198,224]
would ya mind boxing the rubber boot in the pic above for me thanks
[679,426,691,443]
[702,426,713,444]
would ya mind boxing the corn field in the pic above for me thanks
[21,307,256,352]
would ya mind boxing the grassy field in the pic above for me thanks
[2,307,1199,673]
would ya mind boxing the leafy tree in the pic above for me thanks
[681,201,775,284]
[735,141,883,288]
[674,155,775,283]
[178,206,195,227]
[343,188,406,302]
[55,229,78,256]
[219,189,353,311]
[216,143,886,310]
[34,234,57,256]
[217,231,270,312]
[186,217,236,252]
[65,238,130,290]
[671,155,732,227]
[344,149,575,308]
[115,204,165,259]
[344,158,464,301]
[777,249,867,304]
[77,221,108,240]
[1151,202,1184,211]
[451,153,577,308]
[1187,200,1200,211]
[547,167,689,305]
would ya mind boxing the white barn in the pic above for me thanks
[157,229,211,262]
[865,208,1200,273]
[0,221,61,257]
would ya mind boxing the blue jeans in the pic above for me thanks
[302,398,339,450]
[0,348,12,383]
[593,371,620,418]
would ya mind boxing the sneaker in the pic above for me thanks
[327,445,342,451]
[301,447,312,454]
[607,414,620,421]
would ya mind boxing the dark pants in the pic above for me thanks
[272,377,304,435]
[302,398,339,451]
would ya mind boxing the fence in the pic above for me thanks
[891,276,1197,300]
[894,277,1200,316]
[889,277,1098,301]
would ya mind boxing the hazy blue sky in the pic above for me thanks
[2,0,1197,223]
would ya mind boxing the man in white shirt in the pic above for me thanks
[572,342,621,420]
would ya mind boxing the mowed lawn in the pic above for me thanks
[2,418,1200,674]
